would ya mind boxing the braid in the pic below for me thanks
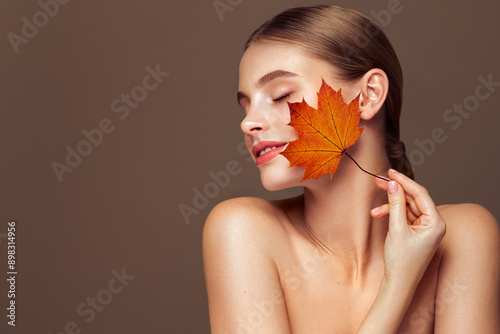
[386,137,414,180]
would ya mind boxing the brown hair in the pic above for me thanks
[244,5,414,180]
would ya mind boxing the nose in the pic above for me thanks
[240,109,270,135]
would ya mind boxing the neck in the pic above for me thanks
[299,129,391,281]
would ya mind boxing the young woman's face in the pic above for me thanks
[238,41,359,190]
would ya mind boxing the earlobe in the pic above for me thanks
[358,69,389,120]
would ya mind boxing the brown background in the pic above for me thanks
[1,0,499,333]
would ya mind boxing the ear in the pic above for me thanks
[358,69,389,120]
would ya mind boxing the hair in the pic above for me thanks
[244,5,414,180]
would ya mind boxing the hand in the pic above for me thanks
[371,169,446,285]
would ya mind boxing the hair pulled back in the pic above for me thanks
[245,5,414,179]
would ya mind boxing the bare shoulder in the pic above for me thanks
[205,196,286,225]
[437,203,500,250]
[203,196,289,248]
[433,203,500,331]
[202,197,293,332]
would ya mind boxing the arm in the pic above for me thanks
[202,198,292,334]
[434,204,500,333]
[355,276,420,333]
[357,169,446,333]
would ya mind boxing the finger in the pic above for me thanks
[406,207,419,224]
[402,191,422,216]
[374,175,389,191]
[384,172,423,219]
[370,204,389,218]
[374,175,421,221]
[387,180,407,231]
[374,175,419,215]
[388,169,438,217]
[372,203,419,225]
[406,196,422,219]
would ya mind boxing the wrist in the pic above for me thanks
[381,271,420,296]
[356,270,420,333]
[377,275,418,322]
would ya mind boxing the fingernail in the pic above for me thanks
[389,168,398,174]
[371,206,380,214]
[388,181,398,194]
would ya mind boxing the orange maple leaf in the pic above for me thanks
[281,79,364,181]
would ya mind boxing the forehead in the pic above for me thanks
[238,41,334,89]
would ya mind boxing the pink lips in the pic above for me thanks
[252,141,288,166]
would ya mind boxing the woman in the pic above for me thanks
[203,5,499,333]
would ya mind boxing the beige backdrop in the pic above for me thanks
[1,0,499,333]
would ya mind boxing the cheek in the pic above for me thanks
[304,95,319,110]
[338,84,359,104]
[244,136,254,158]
[273,105,299,140]
[282,104,292,124]
[300,83,320,109]
[279,119,299,142]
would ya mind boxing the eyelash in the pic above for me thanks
[273,93,292,103]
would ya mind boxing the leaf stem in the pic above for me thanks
[344,152,390,182]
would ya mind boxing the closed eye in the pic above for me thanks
[273,93,292,103]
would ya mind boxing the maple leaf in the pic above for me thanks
[281,79,364,182]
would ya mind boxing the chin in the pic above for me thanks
[258,156,305,191]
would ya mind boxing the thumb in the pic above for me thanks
[387,180,407,231]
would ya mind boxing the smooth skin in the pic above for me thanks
[203,41,500,333]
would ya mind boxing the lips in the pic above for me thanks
[252,141,288,166]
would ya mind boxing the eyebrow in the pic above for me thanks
[237,70,298,106]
